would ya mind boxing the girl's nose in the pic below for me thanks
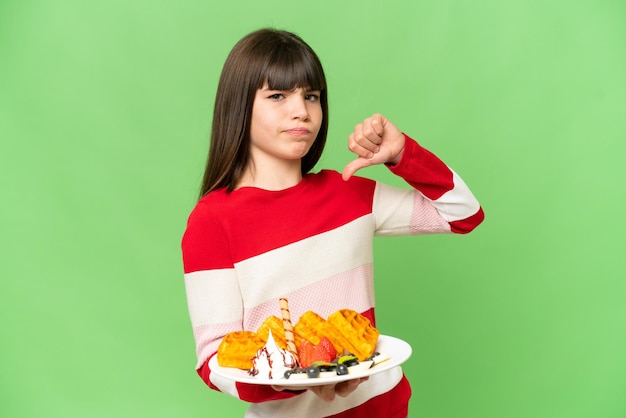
[289,95,310,120]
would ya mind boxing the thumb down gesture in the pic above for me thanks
[342,114,406,181]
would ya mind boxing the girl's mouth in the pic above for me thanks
[284,128,311,135]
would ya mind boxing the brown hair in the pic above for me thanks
[199,28,329,197]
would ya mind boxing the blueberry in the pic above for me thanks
[306,366,320,378]
[336,364,349,376]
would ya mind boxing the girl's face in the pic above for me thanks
[249,83,323,168]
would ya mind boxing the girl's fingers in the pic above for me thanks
[335,379,360,397]
[348,114,388,158]
[349,128,381,157]
[370,115,385,137]
[361,116,384,143]
[310,384,337,402]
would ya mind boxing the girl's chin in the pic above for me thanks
[286,145,314,159]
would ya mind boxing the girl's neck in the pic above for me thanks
[236,159,303,191]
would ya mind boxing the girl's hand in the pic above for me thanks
[342,114,405,181]
[272,376,369,402]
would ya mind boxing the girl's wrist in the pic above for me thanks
[386,133,406,166]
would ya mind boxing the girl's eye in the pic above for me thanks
[268,94,285,101]
[305,94,320,102]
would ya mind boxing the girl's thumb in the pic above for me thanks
[341,158,371,181]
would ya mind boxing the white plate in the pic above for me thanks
[209,334,412,387]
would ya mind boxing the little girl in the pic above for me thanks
[182,28,484,418]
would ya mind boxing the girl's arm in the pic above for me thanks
[383,134,484,234]
[343,114,484,234]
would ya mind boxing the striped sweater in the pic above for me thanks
[181,134,484,417]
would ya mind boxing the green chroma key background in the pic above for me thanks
[1,0,625,417]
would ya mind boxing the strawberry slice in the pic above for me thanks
[299,339,315,368]
[315,337,337,362]
[299,337,337,368]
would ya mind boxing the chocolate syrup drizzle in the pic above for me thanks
[249,346,297,379]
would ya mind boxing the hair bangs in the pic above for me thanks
[262,46,326,92]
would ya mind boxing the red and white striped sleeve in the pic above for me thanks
[373,134,484,235]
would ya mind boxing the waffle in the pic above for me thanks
[294,310,379,360]
[294,311,325,345]
[216,331,265,369]
[327,309,379,360]
[256,315,288,349]
[217,308,380,370]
